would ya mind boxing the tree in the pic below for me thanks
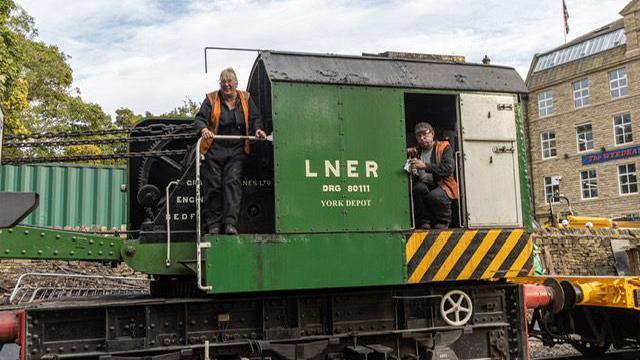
[115,108,143,129]
[160,98,200,118]
[0,0,113,160]
[0,0,30,138]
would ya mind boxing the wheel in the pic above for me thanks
[571,341,611,357]
[439,290,473,326]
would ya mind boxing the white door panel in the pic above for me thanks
[460,93,522,227]
[460,94,517,141]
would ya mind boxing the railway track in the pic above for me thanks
[533,349,640,360]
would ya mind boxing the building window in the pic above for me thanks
[538,91,553,117]
[609,68,628,98]
[544,176,561,204]
[613,113,633,145]
[580,169,598,199]
[618,163,638,195]
[576,123,594,152]
[573,79,590,108]
[541,130,557,159]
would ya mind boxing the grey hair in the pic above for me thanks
[219,67,238,83]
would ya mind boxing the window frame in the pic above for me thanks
[572,79,590,108]
[618,163,638,196]
[540,130,557,160]
[613,113,633,146]
[575,122,594,153]
[538,90,553,117]
[580,169,598,200]
[544,176,561,204]
[609,68,628,98]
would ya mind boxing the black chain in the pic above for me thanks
[4,132,197,148]
[1,123,197,165]
[1,149,189,165]
[3,123,195,141]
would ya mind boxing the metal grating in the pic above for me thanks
[534,28,626,72]
[8,272,150,305]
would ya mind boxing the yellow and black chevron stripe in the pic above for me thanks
[405,229,533,283]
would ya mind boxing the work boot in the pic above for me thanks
[224,224,238,235]
[418,223,431,230]
[433,223,449,229]
[207,225,220,234]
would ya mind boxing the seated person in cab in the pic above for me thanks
[407,122,458,229]
[194,67,267,235]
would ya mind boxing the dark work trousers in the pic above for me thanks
[201,145,246,229]
[412,181,452,227]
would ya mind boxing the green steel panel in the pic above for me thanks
[272,83,410,233]
[515,103,534,230]
[204,232,406,293]
[121,241,196,276]
[0,225,122,261]
[0,164,127,228]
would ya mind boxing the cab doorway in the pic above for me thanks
[404,93,463,229]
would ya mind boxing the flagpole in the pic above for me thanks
[563,0,566,43]
[562,0,569,44]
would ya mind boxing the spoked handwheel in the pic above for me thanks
[440,290,473,326]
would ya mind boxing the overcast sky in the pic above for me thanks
[17,0,630,117]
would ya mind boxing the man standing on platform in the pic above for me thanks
[194,67,266,235]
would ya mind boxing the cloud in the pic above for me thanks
[17,0,629,116]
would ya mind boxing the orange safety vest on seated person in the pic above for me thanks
[434,140,459,200]
[199,90,251,155]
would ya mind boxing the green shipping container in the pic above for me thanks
[0,164,127,228]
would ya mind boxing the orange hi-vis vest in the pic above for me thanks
[199,90,251,155]
[435,140,459,200]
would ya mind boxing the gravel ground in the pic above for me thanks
[0,259,143,304]
[529,338,581,359]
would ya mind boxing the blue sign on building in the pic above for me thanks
[582,144,640,165]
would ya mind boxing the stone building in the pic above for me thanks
[525,0,640,223]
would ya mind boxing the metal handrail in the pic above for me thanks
[195,138,212,292]
[165,180,179,267]
[8,272,149,305]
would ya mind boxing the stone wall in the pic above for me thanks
[534,227,640,275]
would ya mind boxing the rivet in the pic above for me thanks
[24,230,29,235]
[37,250,43,255]
[8,229,13,233]
[69,251,75,255]
[100,241,105,246]
[56,235,61,239]
[53,250,59,255]
[89,239,94,244]
[40,232,45,237]
[72,236,77,241]
[98,251,103,255]
[88,251,92,255]
[4,250,9,254]
[109,251,114,255]
[21,250,26,254]
[110,242,115,247]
